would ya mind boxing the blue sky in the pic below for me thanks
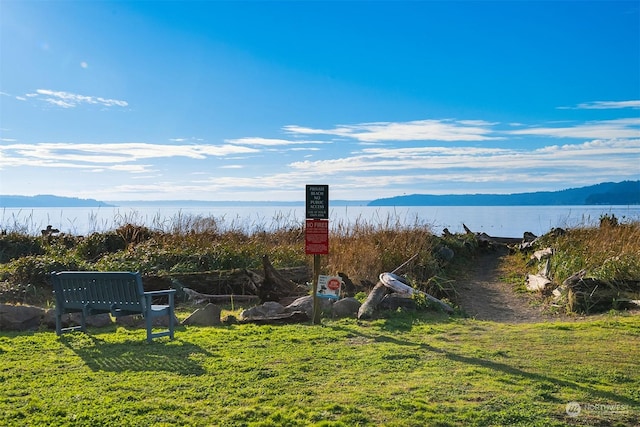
[1,1,639,202]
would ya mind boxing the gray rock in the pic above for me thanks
[115,314,144,327]
[241,301,286,320]
[86,313,113,328]
[285,295,333,318]
[331,297,361,318]
[0,304,45,331]
[285,295,313,317]
[42,308,61,329]
[115,314,178,328]
[434,245,454,263]
[182,303,221,326]
[42,310,112,329]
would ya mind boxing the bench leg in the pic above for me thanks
[55,311,87,336]
[55,311,62,336]
[144,293,175,343]
[80,307,88,333]
[168,293,175,340]
[146,315,153,344]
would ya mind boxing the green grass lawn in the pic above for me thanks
[1,311,639,426]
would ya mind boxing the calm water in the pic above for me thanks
[2,205,638,237]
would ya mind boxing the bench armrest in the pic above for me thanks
[143,289,175,309]
[144,289,177,297]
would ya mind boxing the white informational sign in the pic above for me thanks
[316,275,342,300]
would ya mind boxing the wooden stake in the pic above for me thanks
[312,254,322,324]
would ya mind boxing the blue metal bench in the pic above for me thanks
[51,271,176,343]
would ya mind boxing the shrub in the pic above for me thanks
[115,223,155,245]
[0,232,44,263]
[75,232,127,261]
[1,255,87,286]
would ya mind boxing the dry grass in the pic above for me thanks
[327,216,438,285]
[545,221,640,283]
[500,218,640,313]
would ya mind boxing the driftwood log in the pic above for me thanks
[182,288,260,304]
[380,273,454,313]
[559,269,640,312]
[142,257,310,304]
[525,274,552,292]
[357,281,390,319]
[357,272,455,319]
[258,255,309,302]
[462,223,536,246]
[526,258,553,292]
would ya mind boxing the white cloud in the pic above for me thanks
[169,137,204,142]
[0,142,259,170]
[284,119,501,142]
[561,100,640,110]
[225,137,328,146]
[288,139,640,176]
[25,89,129,108]
[127,138,638,199]
[509,118,640,139]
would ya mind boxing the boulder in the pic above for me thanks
[284,295,333,318]
[331,297,361,318]
[182,303,222,326]
[42,309,57,329]
[42,312,86,330]
[115,315,144,327]
[434,245,454,263]
[115,314,178,328]
[0,304,45,331]
[240,301,286,320]
[86,313,113,328]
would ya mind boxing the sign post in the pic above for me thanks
[305,185,329,324]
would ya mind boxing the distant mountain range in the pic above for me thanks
[0,195,365,208]
[1,181,638,207]
[0,195,114,208]
[368,180,640,206]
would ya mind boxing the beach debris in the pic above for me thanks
[380,272,454,313]
[239,301,310,324]
[357,271,454,319]
[525,274,552,292]
[182,287,259,304]
[357,280,390,319]
[257,255,310,302]
[530,247,554,263]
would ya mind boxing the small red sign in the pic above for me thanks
[327,278,341,290]
[305,219,329,255]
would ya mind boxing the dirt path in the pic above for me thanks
[456,246,548,323]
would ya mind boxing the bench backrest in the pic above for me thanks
[51,271,146,314]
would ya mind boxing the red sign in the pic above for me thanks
[327,278,341,290]
[305,219,329,255]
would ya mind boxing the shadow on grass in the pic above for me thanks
[376,310,458,332]
[60,332,211,375]
[331,324,639,408]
